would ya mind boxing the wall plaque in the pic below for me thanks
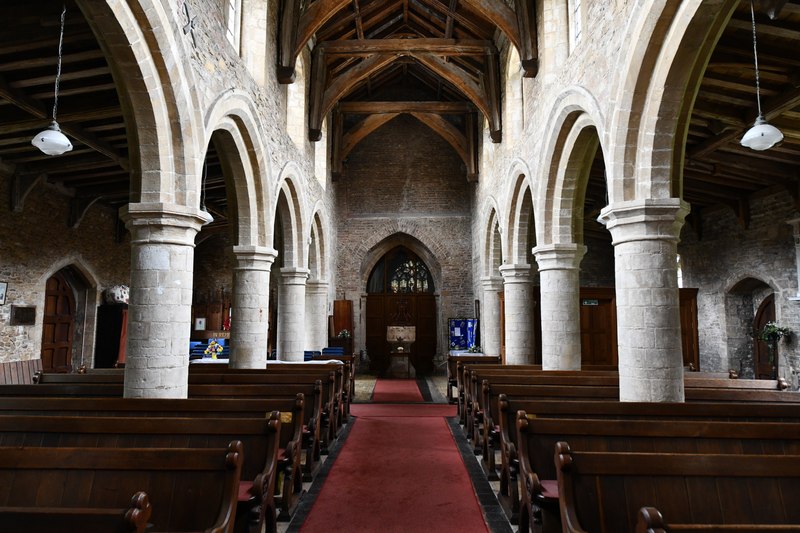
[10,306,36,325]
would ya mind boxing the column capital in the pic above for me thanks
[120,202,213,246]
[480,275,504,290]
[598,198,690,246]
[306,279,329,292]
[532,243,586,272]
[232,246,278,271]
[281,267,311,284]
[499,263,532,283]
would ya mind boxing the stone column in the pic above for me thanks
[305,280,329,352]
[533,243,586,370]
[228,246,277,369]
[499,264,536,365]
[599,199,690,402]
[120,203,212,398]
[277,267,310,361]
[480,276,504,356]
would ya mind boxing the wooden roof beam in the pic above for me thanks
[460,0,538,76]
[0,77,128,169]
[318,38,495,56]
[279,0,354,83]
[338,101,475,114]
[689,86,800,158]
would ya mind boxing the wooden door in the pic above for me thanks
[754,294,776,379]
[41,272,75,372]
[579,287,617,366]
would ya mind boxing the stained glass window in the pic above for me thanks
[367,247,434,294]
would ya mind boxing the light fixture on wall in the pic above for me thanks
[31,5,73,156]
[740,0,783,151]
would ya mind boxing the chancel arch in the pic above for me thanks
[362,236,440,377]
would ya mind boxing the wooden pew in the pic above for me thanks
[497,396,800,517]
[16,378,326,471]
[517,416,800,533]
[0,359,42,384]
[448,354,501,403]
[481,384,800,524]
[0,388,315,517]
[555,443,800,533]
[0,413,282,533]
[74,365,346,449]
[0,442,243,533]
[471,370,791,476]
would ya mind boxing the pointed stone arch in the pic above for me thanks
[274,163,309,269]
[607,0,738,203]
[308,204,329,282]
[535,87,605,246]
[204,91,274,248]
[76,0,205,208]
[482,199,504,277]
[505,160,536,265]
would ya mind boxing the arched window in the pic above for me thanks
[367,247,435,294]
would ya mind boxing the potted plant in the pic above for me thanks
[759,321,792,366]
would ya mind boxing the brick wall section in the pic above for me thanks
[679,189,800,386]
[335,115,475,354]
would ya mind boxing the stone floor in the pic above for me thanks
[279,372,519,533]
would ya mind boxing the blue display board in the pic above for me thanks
[449,318,478,350]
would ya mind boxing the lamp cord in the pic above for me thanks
[749,0,763,118]
[52,5,66,122]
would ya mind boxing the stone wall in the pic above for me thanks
[0,173,130,364]
[679,189,800,386]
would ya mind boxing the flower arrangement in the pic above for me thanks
[337,329,351,339]
[467,345,482,353]
[759,321,792,344]
[204,339,224,359]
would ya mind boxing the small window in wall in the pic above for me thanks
[568,0,583,51]
[225,0,242,51]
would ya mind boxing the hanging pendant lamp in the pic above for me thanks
[31,5,73,156]
[740,0,783,151]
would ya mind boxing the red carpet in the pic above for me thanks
[372,378,424,402]
[299,404,488,533]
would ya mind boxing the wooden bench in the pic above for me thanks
[74,365,345,449]
[15,378,326,467]
[498,397,800,511]
[479,384,800,524]
[0,388,314,518]
[0,412,284,533]
[447,354,501,403]
[555,443,800,533]
[0,441,243,533]
[517,416,800,533]
[0,359,42,384]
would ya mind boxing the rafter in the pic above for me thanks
[341,112,401,158]
[409,111,468,165]
[338,101,475,114]
[689,86,800,158]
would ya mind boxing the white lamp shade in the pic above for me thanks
[31,121,73,156]
[740,117,784,151]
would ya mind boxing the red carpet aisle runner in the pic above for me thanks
[299,404,488,533]
[372,378,424,402]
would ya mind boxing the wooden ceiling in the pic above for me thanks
[0,1,797,242]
